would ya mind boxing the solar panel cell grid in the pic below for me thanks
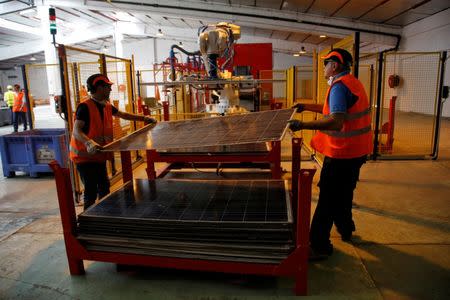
[103,109,295,151]
[80,179,290,224]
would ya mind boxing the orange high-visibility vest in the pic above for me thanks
[12,92,26,112]
[69,99,113,164]
[311,74,373,159]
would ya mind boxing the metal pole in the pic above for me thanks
[354,32,360,78]
[431,51,447,159]
[136,70,141,98]
[21,65,33,130]
[372,52,384,160]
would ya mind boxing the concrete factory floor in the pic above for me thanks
[0,107,449,299]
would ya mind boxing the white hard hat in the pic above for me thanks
[7,85,13,90]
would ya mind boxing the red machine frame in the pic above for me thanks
[144,140,282,180]
[50,138,315,296]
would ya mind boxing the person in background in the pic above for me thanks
[69,73,157,210]
[79,85,89,102]
[12,84,27,132]
[288,48,372,260]
[4,85,15,122]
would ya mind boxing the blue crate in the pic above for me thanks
[0,128,68,178]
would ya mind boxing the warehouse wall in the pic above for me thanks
[124,36,312,99]
[273,53,311,70]
[399,8,450,117]
[124,37,312,72]
[0,69,24,97]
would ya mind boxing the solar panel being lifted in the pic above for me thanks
[103,109,295,151]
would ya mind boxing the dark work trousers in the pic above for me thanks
[310,155,366,250]
[9,107,13,124]
[76,162,110,210]
[13,111,27,132]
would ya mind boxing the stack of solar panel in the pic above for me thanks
[77,179,295,264]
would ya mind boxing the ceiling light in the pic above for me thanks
[30,55,36,61]
[293,53,300,57]
[19,8,36,16]
[299,46,306,54]
[157,29,164,36]
[103,45,108,51]
[319,35,327,38]
[178,41,183,48]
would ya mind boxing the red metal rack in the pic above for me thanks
[50,137,315,295]
[144,140,282,180]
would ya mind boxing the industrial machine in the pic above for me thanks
[198,22,241,79]
[161,22,266,115]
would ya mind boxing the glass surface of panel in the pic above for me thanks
[103,109,295,151]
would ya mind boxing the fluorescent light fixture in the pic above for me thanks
[115,11,134,22]
[157,29,163,36]
[19,8,36,16]
[30,55,36,61]
[293,53,300,57]
[299,46,306,54]
[319,34,327,38]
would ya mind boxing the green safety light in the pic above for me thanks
[49,8,57,35]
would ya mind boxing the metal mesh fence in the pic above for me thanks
[378,52,441,157]
[62,46,141,189]
[295,65,313,101]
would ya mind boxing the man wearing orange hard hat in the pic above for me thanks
[288,48,372,260]
[69,73,157,210]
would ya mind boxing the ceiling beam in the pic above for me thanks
[40,0,401,42]
[0,23,113,60]
[0,17,41,35]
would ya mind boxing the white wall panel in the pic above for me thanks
[400,8,450,117]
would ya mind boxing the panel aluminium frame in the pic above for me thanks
[49,137,316,295]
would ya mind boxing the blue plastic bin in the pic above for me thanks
[0,129,68,177]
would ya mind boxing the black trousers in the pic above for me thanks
[310,155,366,250]
[13,111,27,132]
[76,162,110,210]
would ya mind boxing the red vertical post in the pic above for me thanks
[146,149,157,180]
[204,88,210,104]
[386,96,397,151]
[291,138,302,226]
[295,168,316,296]
[270,141,281,179]
[163,101,170,121]
[120,151,133,183]
[49,161,85,275]
[137,96,143,113]
[142,104,150,116]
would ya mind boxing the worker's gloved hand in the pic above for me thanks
[144,116,157,125]
[288,119,303,132]
[292,103,305,113]
[85,140,102,154]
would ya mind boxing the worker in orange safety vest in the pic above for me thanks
[288,48,372,260]
[69,74,157,210]
[12,84,27,132]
